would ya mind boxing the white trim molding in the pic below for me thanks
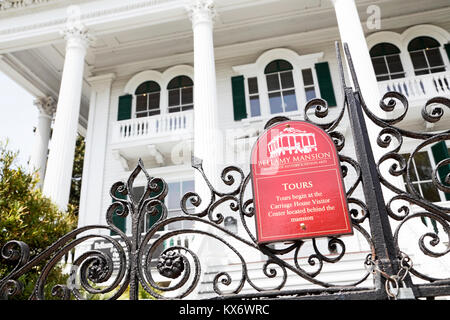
[123,64,194,117]
[232,47,323,120]
[366,24,450,77]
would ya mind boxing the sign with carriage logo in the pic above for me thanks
[251,120,353,243]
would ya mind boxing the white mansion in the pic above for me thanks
[1,0,449,298]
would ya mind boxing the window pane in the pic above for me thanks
[182,180,194,193]
[370,43,401,57]
[264,60,293,74]
[268,92,283,114]
[305,87,316,101]
[386,55,404,74]
[167,182,180,210]
[266,74,280,91]
[136,112,147,118]
[376,75,390,81]
[410,51,428,70]
[136,95,147,112]
[408,37,440,51]
[301,69,314,86]
[391,73,405,79]
[426,48,445,68]
[167,75,193,89]
[148,92,160,110]
[182,105,193,111]
[415,69,430,76]
[148,110,160,116]
[181,87,193,104]
[401,154,417,181]
[414,152,433,180]
[371,57,388,75]
[430,67,446,74]
[135,81,160,94]
[168,106,181,113]
[247,77,259,94]
[168,89,180,107]
[283,90,298,112]
[264,61,279,74]
[250,95,261,117]
[420,182,441,202]
[280,71,295,88]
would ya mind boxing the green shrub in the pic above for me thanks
[0,141,77,299]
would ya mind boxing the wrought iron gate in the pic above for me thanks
[1,43,449,300]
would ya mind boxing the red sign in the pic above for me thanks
[251,120,352,244]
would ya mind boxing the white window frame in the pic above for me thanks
[134,83,161,118]
[401,145,450,204]
[265,66,298,114]
[366,25,450,79]
[167,77,194,114]
[408,47,447,75]
[232,48,323,122]
[370,52,406,81]
[123,65,194,120]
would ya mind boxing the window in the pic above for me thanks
[408,36,446,75]
[132,185,164,233]
[264,59,298,114]
[135,81,161,118]
[370,43,405,81]
[401,149,449,203]
[166,180,195,230]
[130,180,195,233]
[167,76,194,113]
[247,77,261,117]
[301,68,316,101]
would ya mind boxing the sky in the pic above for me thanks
[0,71,38,168]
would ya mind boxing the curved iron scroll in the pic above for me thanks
[341,42,450,292]
[1,42,449,300]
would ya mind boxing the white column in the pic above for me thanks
[331,0,384,153]
[186,1,228,271]
[331,0,406,241]
[188,0,220,195]
[77,73,115,229]
[29,97,56,188]
[43,6,93,210]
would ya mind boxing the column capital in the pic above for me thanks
[186,0,217,27]
[33,96,57,118]
[60,5,94,50]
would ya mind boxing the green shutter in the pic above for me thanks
[315,62,337,107]
[431,141,450,201]
[111,192,127,236]
[117,94,132,121]
[444,43,450,62]
[231,76,247,121]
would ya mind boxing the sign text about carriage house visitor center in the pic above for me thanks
[251,121,353,243]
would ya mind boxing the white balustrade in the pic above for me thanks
[378,71,450,101]
[113,110,194,143]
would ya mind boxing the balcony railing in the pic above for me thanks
[112,110,194,144]
[378,70,450,101]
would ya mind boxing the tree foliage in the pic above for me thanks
[68,134,85,216]
[0,141,77,299]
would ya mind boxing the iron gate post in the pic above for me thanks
[340,43,402,296]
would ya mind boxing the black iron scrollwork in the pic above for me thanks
[1,41,449,300]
